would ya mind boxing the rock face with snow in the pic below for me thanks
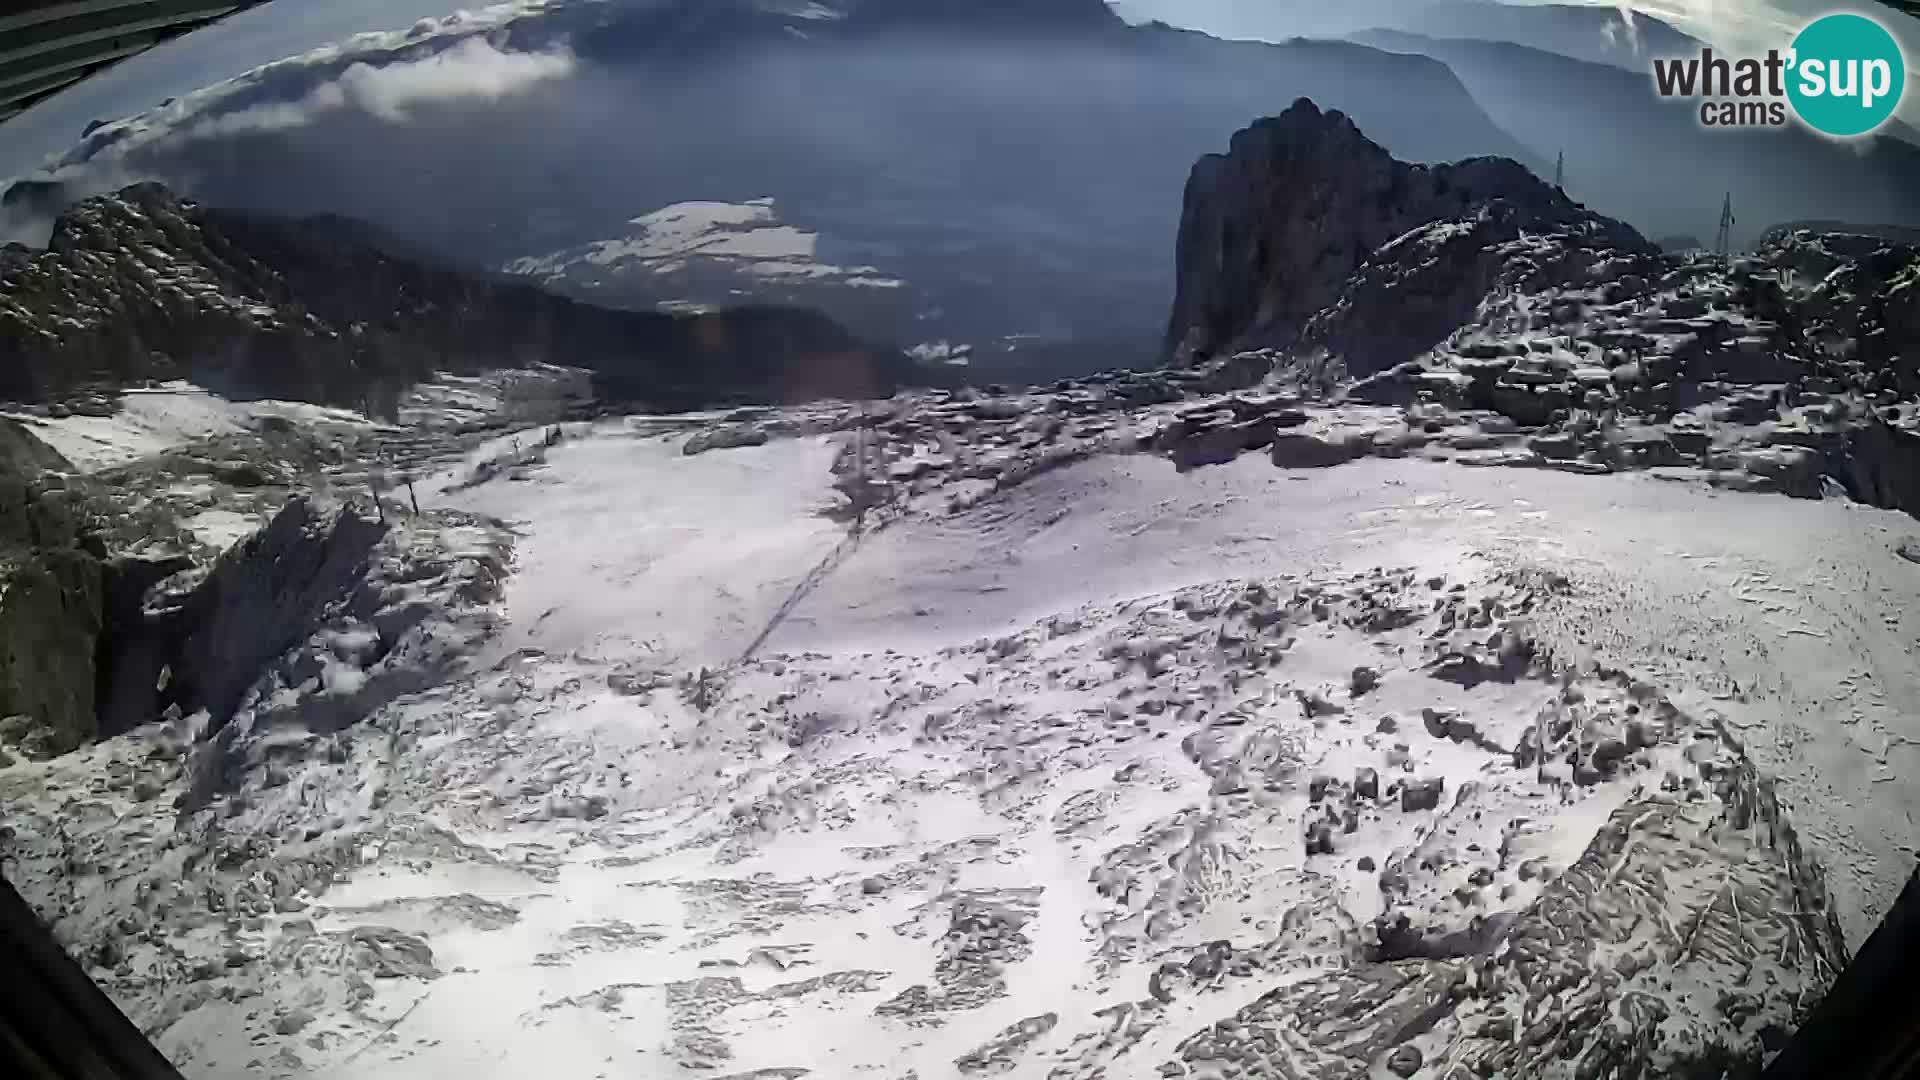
[1751,229,1920,516]
[0,508,1850,1077]
[3,352,1913,1077]
[3,0,1549,371]
[0,184,921,411]
[4,71,1920,1080]
[1144,101,1920,523]
[0,494,101,756]
[1163,98,1652,372]
[0,372,563,763]
[148,499,388,731]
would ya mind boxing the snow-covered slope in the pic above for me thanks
[16,402,1919,1077]
[504,199,907,302]
[1,383,374,473]
[7,105,1920,1076]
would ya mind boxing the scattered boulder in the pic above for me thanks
[1354,767,1380,801]
[1270,429,1365,469]
[1400,777,1445,812]
[1304,819,1337,857]
[1386,1044,1424,1078]
[684,424,771,456]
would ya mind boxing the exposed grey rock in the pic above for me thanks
[1304,819,1336,856]
[1400,777,1445,813]
[1176,755,1839,1078]
[0,184,919,412]
[685,425,772,456]
[1162,412,1278,470]
[348,926,439,980]
[1354,767,1380,801]
[0,548,101,757]
[1385,1044,1423,1077]
[1269,429,1364,469]
[1527,432,1579,460]
[173,498,388,731]
[1164,98,1651,371]
[0,419,73,474]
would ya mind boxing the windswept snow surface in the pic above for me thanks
[4,369,590,475]
[427,423,846,669]
[774,453,1920,945]
[11,419,1916,1078]
[2,384,374,471]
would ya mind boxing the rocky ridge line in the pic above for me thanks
[1163,97,1652,372]
[1,184,925,412]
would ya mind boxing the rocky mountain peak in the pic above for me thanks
[1,182,924,410]
[1163,97,1650,372]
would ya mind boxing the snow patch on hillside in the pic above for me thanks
[504,199,903,292]
[5,419,1911,1079]
[2,384,373,471]
[432,424,846,669]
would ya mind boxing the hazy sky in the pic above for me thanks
[0,0,474,180]
[1114,0,1920,123]
[6,0,1919,182]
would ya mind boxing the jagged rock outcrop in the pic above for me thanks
[1178,757,1842,1078]
[0,469,401,760]
[1759,221,1920,249]
[3,0,1543,368]
[0,184,924,412]
[1750,229,1920,515]
[1163,98,1650,373]
[173,503,510,808]
[160,498,388,731]
[0,418,73,474]
[0,430,100,757]
[0,549,103,758]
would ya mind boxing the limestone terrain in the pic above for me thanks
[1147,100,1920,519]
[0,184,921,411]
[2,96,1920,1080]
[0,410,1856,1077]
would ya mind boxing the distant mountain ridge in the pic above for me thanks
[1391,2,1703,66]
[0,184,924,411]
[1348,29,1920,248]
[4,0,1544,369]
[841,0,1125,31]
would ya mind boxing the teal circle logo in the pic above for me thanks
[1787,13,1906,137]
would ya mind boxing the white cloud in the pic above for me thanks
[175,37,576,139]
[342,36,576,120]
[0,0,558,181]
